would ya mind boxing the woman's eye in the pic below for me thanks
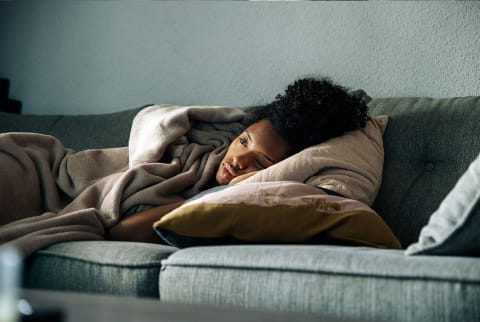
[255,158,267,169]
[239,137,247,147]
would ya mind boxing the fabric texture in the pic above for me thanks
[405,152,480,256]
[240,116,388,206]
[368,96,480,247]
[25,241,175,297]
[154,181,401,249]
[0,104,245,257]
[160,245,480,322]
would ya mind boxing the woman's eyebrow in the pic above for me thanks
[245,129,275,164]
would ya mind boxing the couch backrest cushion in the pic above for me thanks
[368,96,480,247]
[0,107,143,150]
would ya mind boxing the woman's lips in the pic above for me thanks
[221,163,236,180]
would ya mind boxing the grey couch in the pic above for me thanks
[1,97,479,322]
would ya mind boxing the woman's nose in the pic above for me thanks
[233,151,253,170]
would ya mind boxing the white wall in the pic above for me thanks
[0,1,479,114]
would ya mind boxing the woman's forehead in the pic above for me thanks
[245,120,291,163]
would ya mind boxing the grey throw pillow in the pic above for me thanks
[405,153,480,256]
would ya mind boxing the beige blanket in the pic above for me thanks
[0,104,245,256]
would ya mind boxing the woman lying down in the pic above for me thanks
[108,77,370,243]
[0,77,382,256]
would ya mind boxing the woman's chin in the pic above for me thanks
[215,172,232,186]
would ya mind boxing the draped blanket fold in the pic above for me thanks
[0,105,246,256]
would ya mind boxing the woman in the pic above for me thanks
[108,77,370,243]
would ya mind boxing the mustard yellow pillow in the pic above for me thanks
[153,181,401,249]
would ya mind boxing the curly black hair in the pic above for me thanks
[245,77,370,153]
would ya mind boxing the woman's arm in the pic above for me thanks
[107,200,184,243]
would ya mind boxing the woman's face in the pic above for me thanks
[216,119,291,185]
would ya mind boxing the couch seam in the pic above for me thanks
[32,252,165,269]
[161,263,480,284]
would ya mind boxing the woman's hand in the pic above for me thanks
[228,171,259,185]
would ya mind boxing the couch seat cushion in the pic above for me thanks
[160,245,480,322]
[25,241,176,298]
